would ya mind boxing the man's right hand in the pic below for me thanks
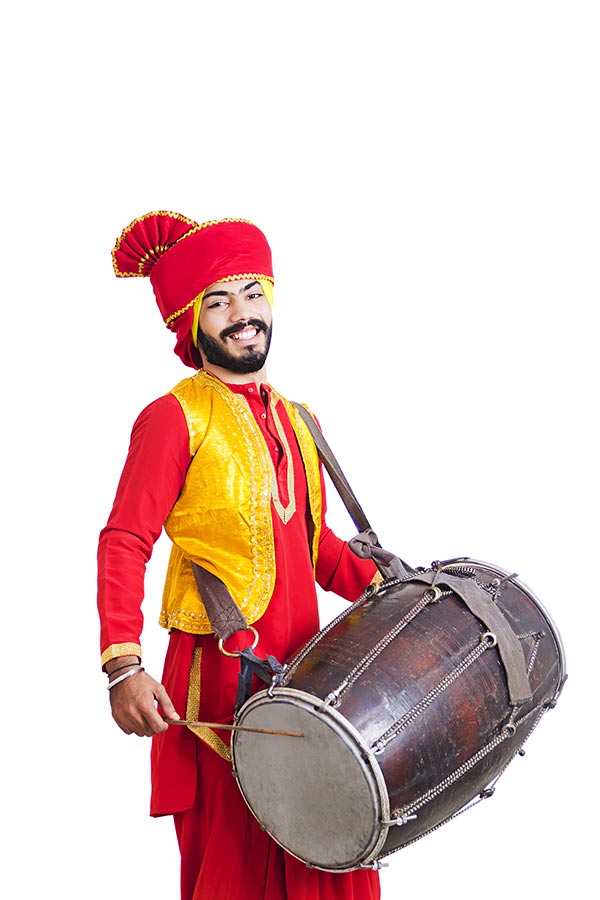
[106,657,180,737]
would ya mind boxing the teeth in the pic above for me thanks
[231,328,258,341]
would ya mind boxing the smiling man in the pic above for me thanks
[194,278,273,376]
[98,212,381,900]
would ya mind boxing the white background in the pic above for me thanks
[1,2,597,897]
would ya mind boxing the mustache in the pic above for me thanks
[220,318,268,340]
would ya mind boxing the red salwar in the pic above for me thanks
[98,380,381,900]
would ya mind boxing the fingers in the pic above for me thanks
[153,681,179,722]
[110,672,179,737]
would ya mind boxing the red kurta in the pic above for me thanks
[98,380,380,900]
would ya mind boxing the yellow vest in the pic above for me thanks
[159,370,322,634]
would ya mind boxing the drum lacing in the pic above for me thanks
[391,712,523,821]
[438,562,519,604]
[377,703,548,861]
[371,631,498,753]
[516,630,545,675]
[280,579,389,685]
[320,587,442,709]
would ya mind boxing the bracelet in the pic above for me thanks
[107,666,145,691]
[106,661,141,678]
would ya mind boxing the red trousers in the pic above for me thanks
[173,740,381,900]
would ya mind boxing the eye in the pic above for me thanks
[247,292,263,300]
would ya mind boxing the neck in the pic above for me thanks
[201,359,268,386]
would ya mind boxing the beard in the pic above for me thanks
[196,318,272,374]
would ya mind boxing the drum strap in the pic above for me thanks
[412,570,533,705]
[191,562,286,712]
[291,403,415,581]
[190,562,248,640]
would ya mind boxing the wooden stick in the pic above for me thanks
[163,718,304,738]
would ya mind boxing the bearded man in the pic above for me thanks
[98,212,381,900]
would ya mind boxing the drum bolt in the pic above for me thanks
[383,813,418,827]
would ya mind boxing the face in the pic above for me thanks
[196,279,273,374]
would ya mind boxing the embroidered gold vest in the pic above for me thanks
[159,370,322,634]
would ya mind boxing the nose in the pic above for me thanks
[227,292,248,321]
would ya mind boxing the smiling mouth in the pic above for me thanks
[223,319,267,344]
[229,326,261,342]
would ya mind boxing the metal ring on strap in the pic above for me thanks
[481,631,498,647]
[425,586,443,603]
[218,626,259,658]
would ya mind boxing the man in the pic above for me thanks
[98,212,381,900]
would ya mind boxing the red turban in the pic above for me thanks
[112,211,274,368]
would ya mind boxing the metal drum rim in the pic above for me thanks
[232,686,391,871]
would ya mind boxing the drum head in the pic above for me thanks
[232,688,389,871]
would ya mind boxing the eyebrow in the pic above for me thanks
[203,281,260,301]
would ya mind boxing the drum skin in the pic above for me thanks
[231,559,566,871]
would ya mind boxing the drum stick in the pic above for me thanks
[163,718,304,738]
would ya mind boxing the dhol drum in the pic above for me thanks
[231,558,566,872]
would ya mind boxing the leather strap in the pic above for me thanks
[291,403,372,533]
[191,562,285,712]
[411,570,533,705]
[291,403,414,580]
[191,562,248,640]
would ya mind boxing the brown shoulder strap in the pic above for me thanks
[291,402,413,581]
[291,402,373,534]
[190,562,248,640]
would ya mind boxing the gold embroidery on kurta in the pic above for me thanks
[185,647,231,761]
[269,397,296,524]
[101,642,142,667]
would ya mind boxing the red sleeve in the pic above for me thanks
[97,394,191,664]
[314,470,378,601]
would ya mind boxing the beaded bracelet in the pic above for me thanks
[107,666,145,691]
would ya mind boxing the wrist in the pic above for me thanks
[104,655,140,676]
[107,666,145,691]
